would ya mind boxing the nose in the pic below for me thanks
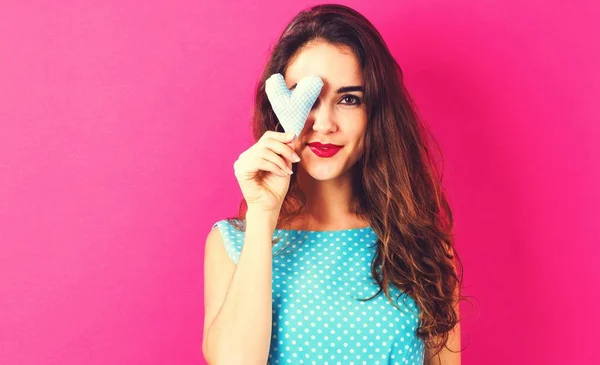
[309,99,337,134]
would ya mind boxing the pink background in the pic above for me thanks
[1,1,598,364]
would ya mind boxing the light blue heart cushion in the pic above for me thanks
[265,73,324,137]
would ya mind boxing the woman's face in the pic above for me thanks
[284,40,367,181]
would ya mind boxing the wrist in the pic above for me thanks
[246,206,279,229]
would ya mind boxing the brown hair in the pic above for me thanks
[227,4,467,360]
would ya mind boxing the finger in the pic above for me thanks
[258,148,293,175]
[258,159,289,177]
[263,137,301,164]
[261,130,296,143]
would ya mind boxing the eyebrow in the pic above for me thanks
[289,83,364,93]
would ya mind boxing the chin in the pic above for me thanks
[300,162,347,181]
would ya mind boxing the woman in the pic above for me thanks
[203,4,464,365]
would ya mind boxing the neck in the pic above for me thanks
[293,166,366,230]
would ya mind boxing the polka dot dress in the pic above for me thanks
[213,219,425,365]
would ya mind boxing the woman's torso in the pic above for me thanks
[213,219,425,365]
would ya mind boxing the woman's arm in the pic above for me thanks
[424,243,462,365]
[424,319,461,365]
[202,210,278,365]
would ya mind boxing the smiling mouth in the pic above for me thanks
[307,143,343,158]
[307,142,343,148]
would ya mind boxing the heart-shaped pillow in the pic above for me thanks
[265,73,323,138]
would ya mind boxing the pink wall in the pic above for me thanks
[1,1,598,364]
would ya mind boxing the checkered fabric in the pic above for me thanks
[265,73,324,137]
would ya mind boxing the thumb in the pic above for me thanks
[286,134,299,148]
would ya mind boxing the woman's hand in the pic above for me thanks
[233,131,301,213]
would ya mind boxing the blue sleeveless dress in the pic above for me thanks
[213,219,425,365]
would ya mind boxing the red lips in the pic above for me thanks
[307,142,343,158]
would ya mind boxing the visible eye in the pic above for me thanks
[340,94,362,106]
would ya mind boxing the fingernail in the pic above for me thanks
[291,153,301,162]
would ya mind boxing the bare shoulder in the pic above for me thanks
[205,224,224,249]
[203,223,237,274]
[204,222,239,262]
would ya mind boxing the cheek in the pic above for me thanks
[345,135,365,163]
[355,128,368,156]
[353,138,365,157]
[352,126,367,150]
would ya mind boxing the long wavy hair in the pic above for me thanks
[226,3,466,360]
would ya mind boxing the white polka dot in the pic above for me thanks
[214,220,424,363]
